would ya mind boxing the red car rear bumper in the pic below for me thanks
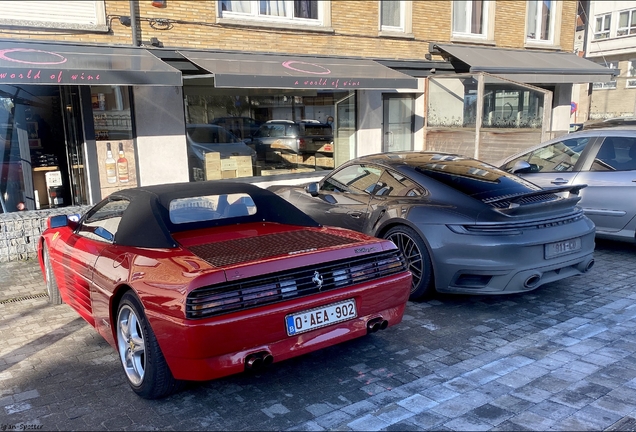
[148,272,411,381]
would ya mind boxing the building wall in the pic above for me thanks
[0,1,576,56]
[133,85,189,185]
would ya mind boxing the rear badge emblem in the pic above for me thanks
[312,271,324,290]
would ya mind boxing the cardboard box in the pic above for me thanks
[315,156,334,168]
[302,155,316,166]
[237,167,252,178]
[317,142,333,152]
[281,153,299,164]
[205,152,222,180]
[230,155,252,168]
[221,169,237,179]
[221,158,238,171]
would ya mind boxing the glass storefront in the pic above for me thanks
[183,85,356,181]
[0,84,136,213]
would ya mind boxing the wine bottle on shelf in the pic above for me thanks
[105,142,117,184]
[117,142,129,183]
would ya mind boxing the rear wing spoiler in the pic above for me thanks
[487,184,587,217]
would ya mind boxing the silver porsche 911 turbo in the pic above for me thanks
[269,152,596,301]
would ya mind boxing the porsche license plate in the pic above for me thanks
[545,237,582,259]
[285,299,357,336]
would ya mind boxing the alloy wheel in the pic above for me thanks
[387,231,424,294]
[117,304,146,386]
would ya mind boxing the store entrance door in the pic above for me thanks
[382,94,414,152]
[60,86,89,207]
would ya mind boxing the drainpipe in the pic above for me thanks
[130,0,139,46]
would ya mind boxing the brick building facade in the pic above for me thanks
[0,0,615,261]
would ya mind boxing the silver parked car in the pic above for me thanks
[270,152,595,300]
[498,128,636,243]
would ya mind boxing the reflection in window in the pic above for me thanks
[322,165,381,194]
[170,193,256,224]
[527,0,553,42]
[79,199,129,242]
[591,137,636,172]
[452,0,487,36]
[502,138,589,173]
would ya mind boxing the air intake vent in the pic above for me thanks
[485,192,560,209]
[188,230,359,267]
[186,250,406,319]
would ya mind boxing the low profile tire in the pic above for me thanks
[116,291,182,399]
[384,225,434,301]
[42,244,62,305]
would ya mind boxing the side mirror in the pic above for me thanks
[305,182,320,197]
[511,160,532,174]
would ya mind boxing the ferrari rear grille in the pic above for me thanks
[485,192,560,208]
[186,250,406,319]
[188,230,359,267]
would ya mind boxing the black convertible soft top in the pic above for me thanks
[91,181,319,249]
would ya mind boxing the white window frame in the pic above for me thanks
[594,62,618,90]
[525,0,558,45]
[627,59,636,88]
[0,0,107,31]
[594,13,612,40]
[378,0,413,36]
[451,0,491,40]
[218,0,327,27]
[617,8,636,37]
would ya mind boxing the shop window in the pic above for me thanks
[594,13,611,40]
[452,0,490,39]
[627,60,636,89]
[183,89,355,181]
[618,9,636,36]
[526,0,555,43]
[219,0,324,25]
[90,86,139,198]
[0,0,107,31]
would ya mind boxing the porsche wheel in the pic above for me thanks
[42,245,62,305]
[116,292,181,399]
[384,225,434,301]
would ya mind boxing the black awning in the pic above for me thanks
[433,44,617,84]
[177,51,418,90]
[0,41,181,86]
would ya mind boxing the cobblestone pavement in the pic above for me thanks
[1,240,636,431]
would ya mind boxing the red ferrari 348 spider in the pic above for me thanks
[38,181,412,399]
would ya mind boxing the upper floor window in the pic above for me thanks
[452,1,488,37]
[526,0,554,42]
[220,0,322,24]
[594,13,611,39]
[618,9,636,36]
[0,0,106,31]
[380,0,404,31]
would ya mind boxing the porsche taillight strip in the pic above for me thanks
[185,250,407,319]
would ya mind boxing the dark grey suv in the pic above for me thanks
[247,120,333,159]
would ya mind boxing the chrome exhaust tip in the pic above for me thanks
[524,274,541,289]
[367,317,385,334]
[262,353,273,367]
[380,320,389,330]
[246,355,263,371]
